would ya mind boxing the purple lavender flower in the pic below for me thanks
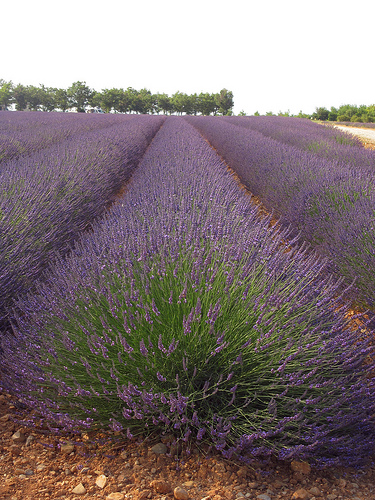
[156,372,166,382]
[2,116,375,467]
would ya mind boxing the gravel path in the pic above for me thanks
[334,125,375,149]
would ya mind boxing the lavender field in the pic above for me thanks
[1,112,375,466]
[186,115,375,307]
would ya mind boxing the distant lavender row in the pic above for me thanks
[185,116,375,306]
[2,117,374,465]
[0,111,137,165]
[225,116,375,170]
[0,114,165,327]
[337,122,375,129]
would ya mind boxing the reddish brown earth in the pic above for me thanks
[1,391,375,500]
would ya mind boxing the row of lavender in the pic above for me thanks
[226,115,375,170]
[337,122,375,129]
[2,117,375,465]
[0,114,165,328]
[0,111,137,166]
[185,116,375,308]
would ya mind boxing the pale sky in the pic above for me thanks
[2,0,374,115]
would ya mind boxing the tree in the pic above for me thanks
[67,81,93,112]
[197,92,217,115]
[132,88,154,114]
[337,113,350,122]
[94,88,119,113]
[24,85,44,111]
[297,110,311,119]
[328,106,338,121]
[313,107,329,121]
[337,104,357,121]
[117,88,134,113]
[123,87,139,113]
[180,93,195,115]
[53,88,70,112]
[90,91,103,111]
[0,80,13,110]
[215,88,234,115]
[171,91,187,115]
[188,93,199,115]
[366,105,375,123]
[39,85,56,112]
[12,84,28,111]
[155,93,172,115]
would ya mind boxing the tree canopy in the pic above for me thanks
[308,104,375,123]
[0,79,234,116]
[250,104,375,122]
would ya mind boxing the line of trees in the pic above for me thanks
[311,104,375,123]
[0,79,234,116]
[250,105,375,123]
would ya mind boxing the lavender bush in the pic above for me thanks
[337,122,375,129]
[225,116,375,170]
[186,116,375,307]
[226,115,362,148]
[308,193,375,307]
[2,117,375,465]
[0,114,165,328]
[0,111,133,166]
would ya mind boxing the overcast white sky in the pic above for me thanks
[2,0,374,115]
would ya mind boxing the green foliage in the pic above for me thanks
[351,115,363,123]
[215,89,234,116]
[328,108,338,121]
[53,88,70,112]
[303,183,372,247]
[25,85,44,111]
[197,93,217,116]
[337,114,350,122]
[171,91,191,115]
[2,79,231,115]
[155,93,173,115]
[0,80,13,110]
[313,107,329,121]
[297,111,311,119]
[67,81,94,112]
[12,84,28,111]
[313,104,375,123]
[306,141,329,154]
[15,221,364,448]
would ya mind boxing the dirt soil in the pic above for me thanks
[334,125,375,150]
[1,392,375,500]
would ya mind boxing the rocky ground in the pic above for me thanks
[0,392,375,500]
